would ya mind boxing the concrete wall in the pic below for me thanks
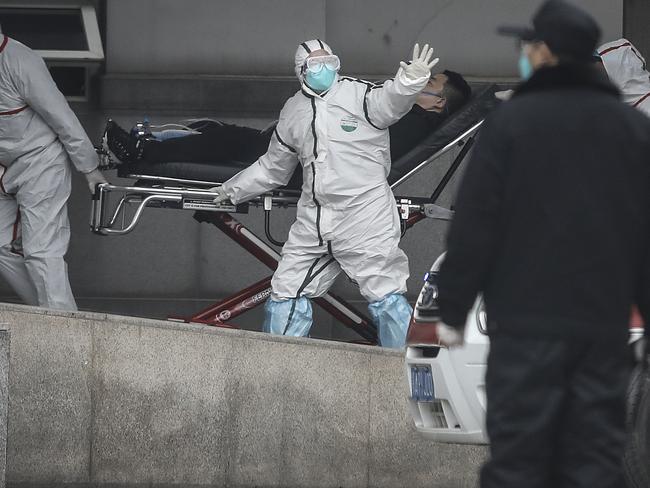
[0,303,486,487]
[624,0,650,56]
[0,328,7,488]
[105,0,622,78]
[326,0,622,78]
[106,0,326,76]
[99,0,624,114]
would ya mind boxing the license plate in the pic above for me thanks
[410,365,435,402]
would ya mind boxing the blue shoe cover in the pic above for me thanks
[368,294,412,348]
[263,297,313,336]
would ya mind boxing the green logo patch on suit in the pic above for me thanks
[340,116,358,133]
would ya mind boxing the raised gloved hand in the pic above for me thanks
[84,168,108,194]
[209,186,231,204]
[436,322,465,347]
[400,43,440,81]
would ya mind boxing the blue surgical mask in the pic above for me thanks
[518,52,533,81]
[305,66,337,92]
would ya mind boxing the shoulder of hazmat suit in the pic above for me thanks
[598,38,650,117]
[0,36,99,173]
[222,65,429,209]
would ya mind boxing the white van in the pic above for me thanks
[405,253,649,487]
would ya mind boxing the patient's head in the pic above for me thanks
[416,70,471,115]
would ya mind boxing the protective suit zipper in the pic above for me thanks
[311,162,324,246]
[308,96,323,246]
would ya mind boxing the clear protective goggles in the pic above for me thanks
[304,55,341,74]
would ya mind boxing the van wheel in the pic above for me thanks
[624,363,650,488]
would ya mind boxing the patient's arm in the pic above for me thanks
[221,123,299,204]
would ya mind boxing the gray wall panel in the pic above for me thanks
[624,0,650,56]
[328,0,622,77]
[106,0,622,78]
[106,0,326,75]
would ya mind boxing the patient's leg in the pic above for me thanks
[151,129,195,141]
[141,124,272,164]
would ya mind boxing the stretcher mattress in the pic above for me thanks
[117,84,501,189]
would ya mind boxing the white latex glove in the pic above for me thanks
[399,43,440,81]
[495,89,515,101]
[84,168,108,194]
[436,322,465,347]
[209,186,230,204]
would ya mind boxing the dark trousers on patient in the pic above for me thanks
[142,123,272,164]
[481,331,631,488]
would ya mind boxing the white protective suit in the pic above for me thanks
[598,38,650,117]
[221,40,430,347]
[0,33,99,310]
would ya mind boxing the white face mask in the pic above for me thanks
[305,66,337,92]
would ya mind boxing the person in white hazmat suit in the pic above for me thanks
[212,39,438,348]
[0,28,107,310]
[598,38,650,117]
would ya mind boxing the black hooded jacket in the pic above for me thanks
[438,63,650,340]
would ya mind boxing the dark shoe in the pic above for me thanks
[102,119,139,163]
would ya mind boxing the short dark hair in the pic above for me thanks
[441,70,472,113]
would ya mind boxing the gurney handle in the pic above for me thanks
[108,194,141,228]
[100,194,182,235]
[422,204,454,221]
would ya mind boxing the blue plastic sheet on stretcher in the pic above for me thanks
[90,84,501,344]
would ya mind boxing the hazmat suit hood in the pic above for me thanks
[294,39,335,87]
[598,38,650,107]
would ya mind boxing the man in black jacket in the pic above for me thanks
[436,1,650,487]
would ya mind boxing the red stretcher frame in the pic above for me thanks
[182,211,379,342]
[168,136,476,344]
[180,209,431,343]
[92,122,480,344]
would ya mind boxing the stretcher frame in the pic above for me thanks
[90,120,482,344]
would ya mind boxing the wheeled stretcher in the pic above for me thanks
[91,85,501,344]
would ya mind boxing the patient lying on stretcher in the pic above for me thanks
[103,70,471,166]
